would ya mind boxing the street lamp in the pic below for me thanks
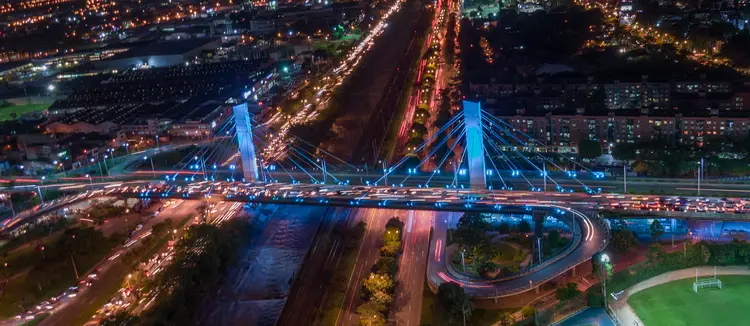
[85,174,92,184]
[103,155,110,176]
[600,253,610,307]
[144,156,155,179]
[37,176,46,204]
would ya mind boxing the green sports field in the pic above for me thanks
[628,275,750,326]
[0,103,49,121]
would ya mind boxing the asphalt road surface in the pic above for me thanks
[37,200,201,326]
[337,208,391,326]
[392,210,433,326]
[336,208,433,326]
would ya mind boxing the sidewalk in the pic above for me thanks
[610,265,750,326]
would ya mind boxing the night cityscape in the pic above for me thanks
[1,0,750,323]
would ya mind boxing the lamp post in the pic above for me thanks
[91,158,103,179]
[600,253,610,308]
[110,148,116,167]
[37,176,45,204]
[698,157,703,196]
[144,156,155,179]
[460,249,466,272]
[85,174,92,185]
[103,155,110,177]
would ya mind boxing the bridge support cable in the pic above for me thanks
[169,118,237,180]
[194,131,239,181]
[482,146,503,208]
[482,146,508,190]
[251,133,303,184]
[397,121,466,186]
[287,146,342,184]
[451,145,468,189]
[370,112,465,186]
[482,126,536,190]
[424,129,466,188]
[481,112,599,193]
[482,117,574,192]
[481,112,603,176]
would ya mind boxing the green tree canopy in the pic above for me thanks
[578,138,602,159]
[650,219,665,240]
[436,282,472,325]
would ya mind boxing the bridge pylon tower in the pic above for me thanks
[462,100,486,190]
[232,102,259,182]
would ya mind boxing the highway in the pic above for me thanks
[392,210,432,326]
[36,199,202,326]
[337,208,391,326]
[335,208,433,326]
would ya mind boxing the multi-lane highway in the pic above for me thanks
[35,199,203,326]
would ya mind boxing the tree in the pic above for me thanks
[521,305,536,318]
[650,219,665,240]
[386,217,405,230]
[370,290,393,306]
[383,226,401,244]
[151,218,173,239]
[555,282,581,302]
[363,273,393,296]
[497,222,510,234]
[436,282,472,325]
[578,138,602,159]
[647,243,666,262]
[612,230,637,253]
[414,107,431,123]
[518,220,532,234]
[374,256,397,276]
[612,143,637,161]
[356,302,387,326]
[379,242,400,257]
[498,312,515,326]
[410,123,428,138]
[632,160,649,175]
[453,212,489,250]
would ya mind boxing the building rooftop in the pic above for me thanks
[107,38,218,60]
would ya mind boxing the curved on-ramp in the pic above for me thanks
[426,205,609,298]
